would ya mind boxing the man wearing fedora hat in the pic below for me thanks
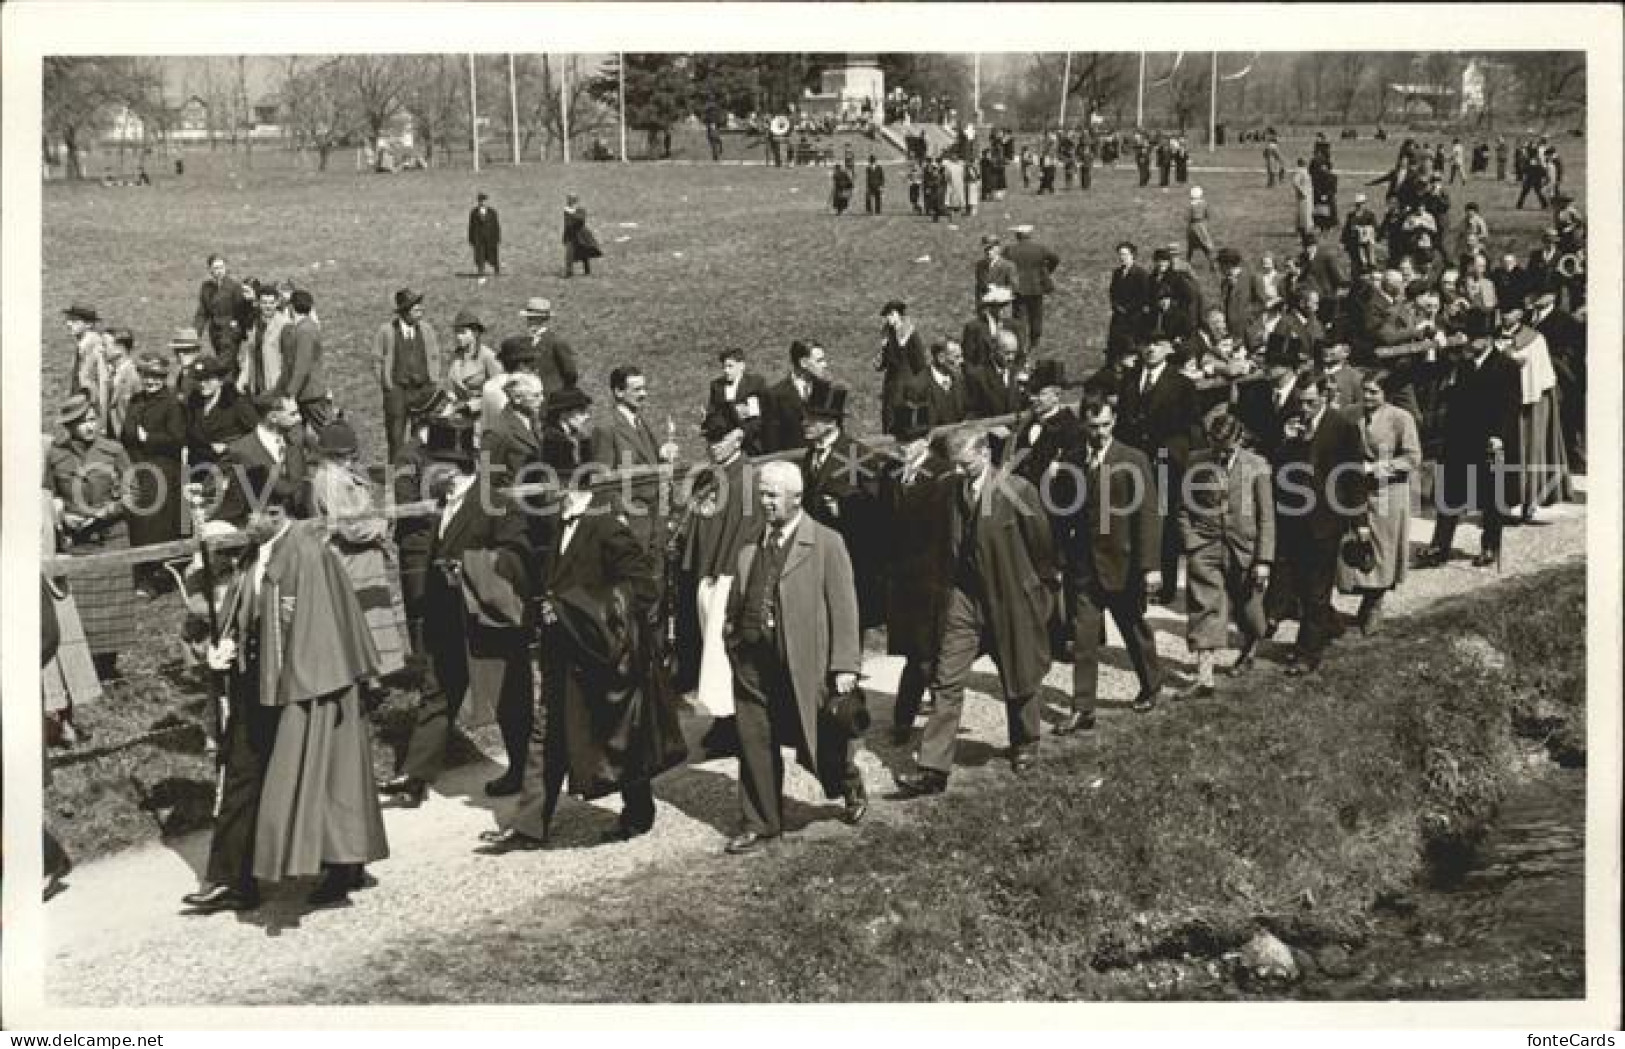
[46,393,132,546]
[540,386,596,476]
[961,285,1028,372]
[121,351,189,596]
[1006,224,1060,350]
[468,191,502,277]
[61,302,112,429]
[519,297,580,393]
[382,416,537,807]
[376,288,444,464]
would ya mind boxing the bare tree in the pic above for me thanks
[42,57,162,179]
[1165,60,1208,131]
[281,57,349,171]
[1324,53,1366,124]
[400,55,465,165]
[342,54,411,146]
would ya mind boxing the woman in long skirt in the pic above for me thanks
[121,352,188,597]
[1336,372,1422,636]
[1501,311,1571,520]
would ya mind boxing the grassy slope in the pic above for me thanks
[279,562,1584,1004]
[39,142,1579,862]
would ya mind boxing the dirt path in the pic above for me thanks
[45,491,1587,1007]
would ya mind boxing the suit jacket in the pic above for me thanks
[1006,239,1059,296]
[1177,446,1275,567]
[1117,364,1202,472]
[1358,290,1417,353]
[1058,439,1160,593]
[194,276,252,339]
[213,428,309,527]
[1109,263,1152,331]
[960,313,1029,369]
[1219,270,1268,339]
[482,406,544,488]
[973,256,1018,305]
[760,376,808,454]
[895,368,968,430]
[707,370,771,453]
[468,205,502,250]
[1276,310,1325,355]
[374,318,444,391]
[726,514,860,771]
[1151,267,1204,318]
[186,385,260,466]
[419,481,534,642]
[528,328,580,391]
[802,433,884,627]
[1526,248,1562,297]
[964,363,1026,419]
[1322,364,1365,420]
[1275,408,1366,541]
[1145,300,1194,342]
[1010,406,1081,490]
[590,407,666,547]
[275,316,326,404]
[1297,252,1347,302]
[1533,307,1586,387]
[1236,375,1302,462]
[1440,350,1523,467]
[878,451,954,659]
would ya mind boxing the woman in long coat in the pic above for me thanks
[247,516,389,904]
[562,193,602,277]
[304,420,408,679]
[441,310,502,421]
[1336,371,1422,636]
[121,352,187,594]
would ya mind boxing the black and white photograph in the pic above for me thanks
[2,2,1619,1032]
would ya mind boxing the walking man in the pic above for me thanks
[468,191,502,277]
[1007,224,1060,350]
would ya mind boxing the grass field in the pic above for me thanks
[272,562,1585,1003]
[38,137,1584,864]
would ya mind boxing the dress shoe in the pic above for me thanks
[841,785,869,825]
[475,828,548,854]
[600,821,654,843]
[1054,711,1096,736]
[182,883,259,913]
[1224,654,1257,677]
[1177,682,1216,701]
[483,772,523,798]
[1132,687,1162,713]
[307,874,353,909]
[1010,749,1037,774]
[893,769,949,797]
[1472,550,1499,568]
[1285,655,1322,677]
[1413,548,1449,569]
[724,831,776,855]
[379,775,427,807]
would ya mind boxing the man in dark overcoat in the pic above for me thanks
[895,428,1058,794]
[800,382,884,629]
[1006,224,1060,349]
[467,191,502,277]
[758,340,827,454]
[379,418,535,806]
[1107,241,1152,358]
[876,300,927,435]
[1116,336,1203,604]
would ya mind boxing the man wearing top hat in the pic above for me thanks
[61,302,112,426]
[876,300,927,435]
[722,460,866,854]
[877,400,954,744]
[519,297,580,393]
[381,416,537,808]
[46,393,132,546]
[468,191,502,277]
[800,381,883,629]
[121,351,189,595]
[376,288,444,465]
[1006,224,1060,350]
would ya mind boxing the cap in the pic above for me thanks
[1190,186,1204,199]
[188,355,233,381]
[134,351,171,378]
[980,233,1001,248]
[452,309,485,332]
[520,296,553,316]
[58,392,95,427]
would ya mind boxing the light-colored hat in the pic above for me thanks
[1190,186,1203,199]
[169,327,202,349]
[1353,192,1368,204]
[520,297,553,316]
[1009,224,1035,236]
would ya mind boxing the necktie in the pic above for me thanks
[1141,369,1153,395]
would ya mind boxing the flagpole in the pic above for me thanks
[1136,52,1146,128]
[561,56,571,164]
[973,53,981,126]
[618,52,629,162]
[508,53,521,165]
[1209,51,1218,152]
[1058,51,1072,127]
[468,53,480,173]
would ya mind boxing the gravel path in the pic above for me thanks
[47,488,1587,1007]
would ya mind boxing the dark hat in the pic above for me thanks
[424,416,477,466]
[1028,358,1067,391]
[134,351,171,378]
[187,355,233,381]
[497,334,540,367]
[1215,247,1242,267]
[1264,331,1307,369]
[62,302,99,323]
[880,299,907,317]
[892,401,933,441]
[1460,306,1496,340]
[58,392,95,427]
[476,191,489,201]
[544,386,593,418]
[316,419,360,457]
[394,287,425,312]
[803,380,848,420]
[1151,247,1172,262]
[980,233,1001,248]
[700,402,742,441]
[1300,231,1319,247]
[451,308,485,332]
[406,385,454,420]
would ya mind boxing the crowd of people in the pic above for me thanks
[40,129,1587,911]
